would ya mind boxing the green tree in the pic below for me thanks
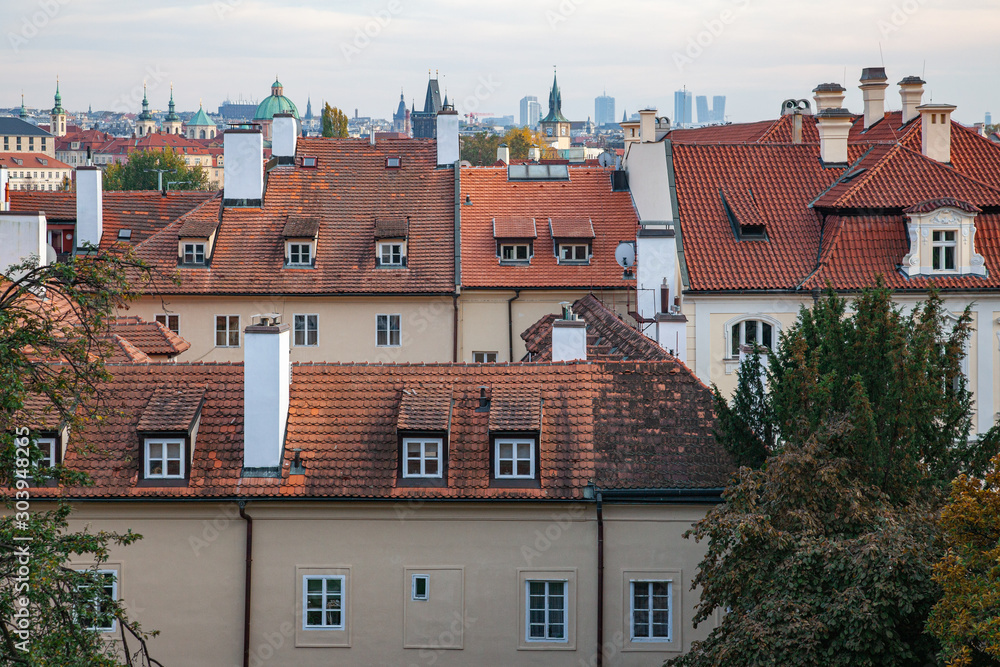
[927,452,1000,667]
[712,349,773,468]
[459,131,501,166]
[502,127,538,160]
[0,251,162,665]
[671,282,998,667]
[321,103,348,138]
[103,148,209,192]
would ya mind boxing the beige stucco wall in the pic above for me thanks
[62,500,718,667]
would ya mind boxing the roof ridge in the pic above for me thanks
[894,142,1000,198]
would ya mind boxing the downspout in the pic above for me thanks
[453,159,462,362]
[239,500,253,667]
[452,294,459,362]
[596,491,605,667]
[507,289,521,362]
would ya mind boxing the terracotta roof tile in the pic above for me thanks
[106,334,151,363]
[488,385,541,431]
[283,216,320,238]
[549,217,595,239]
[373,218,407,239]
[493,216,537,238]
[397,385,452,431]
[109,316,191,356]
[136,384,206,432]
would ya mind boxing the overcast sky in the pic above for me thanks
[4,0,999,125]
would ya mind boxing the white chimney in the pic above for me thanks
[271,113,298,164]
[655,116,671,141]
[552,314,587,362]
[0,212,47,274]
[0,166,7,212]
[243,317,290,471]
[812,83,846,113]
[655,312,687,363]
[816,108,853,165]
[75,166,103,250]
[918,104,956,163]
[436,106,460,167]
[638,109,656,143]
[223,128,264,206]
[497,143,510,165]
[899,76,925,125]
[528,145,541,162]
[859,67,888,130]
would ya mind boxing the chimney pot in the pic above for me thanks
[812,83,846,113]
[898,76,926,125]
[859,67,889,130]
[816,108,854,165]
[917,103,956,163]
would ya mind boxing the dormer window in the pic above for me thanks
[283,217,320,269]
[488,386,542,486]
[378,241,406,267]
[183,242,205,264]
[36,436,59,469]
[137,385,205,484]
[495,438,535,478]
[397,386,452,487]
[385,156,402,168]
[374,219,408,268]
[902,199,986,278]
[501,243,531,261]
[144,438,185,478]
[302,156,318,168]
[558,243,589,262]
[550,218,595,265]
[402,438,443,478]
[288,242,313,267]
[494,217,537,265]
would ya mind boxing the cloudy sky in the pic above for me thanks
[4,0,999,125]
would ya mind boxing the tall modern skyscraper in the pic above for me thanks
[696,96,709,124]
[695,95,727,124]
[595,92,615,128]
[673,89,693,127]
[713,95,726,123]
[520,95,541,128]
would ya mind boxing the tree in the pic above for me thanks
[502,127,538,160]
[671,282,998,667]
[927,453,1000,666]
[321,104,348,138]
[103,148,209,192]
[459,131,500,166]
[712,349,773,469]
[0,251,162,665]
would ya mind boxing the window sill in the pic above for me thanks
[499,260,531,267]
[136,478,189,487]
[397,477,448,488]
[284,264,314,270]
[178,262,208,268]
[557,259,591,266]
[490,477,542,489]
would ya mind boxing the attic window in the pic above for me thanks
[136,385,205,484]
[740,224,767,239]
[301,156,318,168]
[385,156,402,169]
[39,158,48,166]
[117,229,132,241]
[13,158,22,166]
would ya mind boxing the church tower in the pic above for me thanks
[50,78,67,137]
[162,84,183,135]
[539,68,571,150]
[136,84,157,136]
[20,94,29,121]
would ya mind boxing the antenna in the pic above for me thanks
[922,59,926,79]
[878,42,884,66]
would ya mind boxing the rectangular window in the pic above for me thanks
[376,314,401,347]
[932,230,957,271]
[403,438,442,478]
[155,314,180,335]
[36,436,58,469]
[293,314,318,347]
[558,244,589,262]
[378,242,405,266]
[145,438,184,479]
[501,244,530,261]
[303,576,344,630]
[496,438,535,479]
[386,156,402,168]
[526,580,566,642]
[288,242,313,267]
[631,580,671,641]
[28,137,34,150]
[183,242,205,264]
[78,570,117,633]
[411,574,429,601]
[473,351,498,363]
[215,315,240,347]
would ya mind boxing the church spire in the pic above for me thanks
[20,93,28,120]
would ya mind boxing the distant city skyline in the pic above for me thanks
[3,0,998,126]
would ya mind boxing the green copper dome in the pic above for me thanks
[253,78,299,121]
[187,104,213,127]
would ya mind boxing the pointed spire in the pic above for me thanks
[51,77,65,116]
[20,93,28,120]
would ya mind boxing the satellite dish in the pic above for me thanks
[597,151,616,168]
[615,241,636,269]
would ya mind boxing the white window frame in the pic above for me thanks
[378,241,405,267]
[500,243,530,262]
[302,575,345,630]
[376,314,401,347]
[402,437,443,478]
[525,580,568,643]
[287,241,313,267]
[77,569,118,633]
[182,242,206,264]
[293,314,319,347]
[931,230,958,272]
[630,580,672,642]
[155,313,180,335]
[724,315,780,360]
[411,574,429,601]
[215,314,240,348]
[495,438,535,479]
[144,438,185,479]
[35,436,57,469]
[558,243,589,262]
[473,351,498,363]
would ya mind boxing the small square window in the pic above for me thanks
[215,315,240,347]
[378,241,405,267]
[294,314,318,347]
[145,439,185,479]
[155,314,180,335]
[473,351,498,363]
[412,574,429,601]
[77,570,118,633]
[376,314,401,347]
[500,244,530,262]
[288,242,313,267]
[183,242,206,264]
[303,576,344,630]
[496,438,535,479]
[403,438,442,478]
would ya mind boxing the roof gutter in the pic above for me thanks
[596,487,725,503]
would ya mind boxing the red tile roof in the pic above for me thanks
[397,385,452,431]
[105,334,151,364]
[461,167,639,288]
[136,384,206,432]
[549,217,595,239]
[134,138,456,295]
[109,316,191,356]
[493,216,537,238]
[22,359,731,499]
[0,152,71,170]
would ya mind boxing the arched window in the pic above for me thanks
[725,315,782,359]
[200,130,205,139]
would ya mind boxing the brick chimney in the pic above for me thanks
[812,83,846,113]
[75,166,103,250]
[552,305,587,362]
[223,128,264,207]
[859,67,888,129]
[898,76,925,125]
[816,108,853,165]
[436,104,460,167]
[243,315,290,472]
[917,104,956,163]
[271,113,298,165]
